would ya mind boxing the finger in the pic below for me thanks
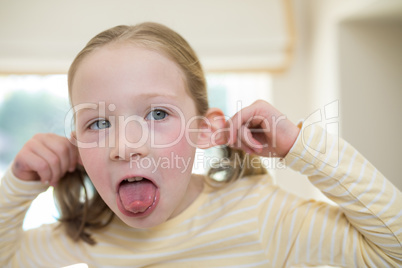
[30,153,53,184]
[227,103,264,146]
[16,150,53,184]
[241,125,263,154]
[50,136,74,176]
[41,135,77,183]
[67,137,79,172]
[243,144,256,155]
[224,117,236,146]
[234,137,255,155]
[232,126,260,155]
[30,139,62,185]
[226,107,250,146]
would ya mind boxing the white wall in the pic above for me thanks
[271,0,402,201]
[339,20,402,190]
[271,0,327,201]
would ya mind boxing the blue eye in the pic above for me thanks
[89,120,111,130]
[146,109,168,120]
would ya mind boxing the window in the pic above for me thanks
[193,73,272,175]
[0,75,70,229]
[0,73,272,229]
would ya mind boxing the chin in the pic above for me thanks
[118,214,166,229]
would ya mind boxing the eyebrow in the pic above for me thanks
[138,92,178,100]
[73,103,99,113]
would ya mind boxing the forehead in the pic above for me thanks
[71,43,188,105]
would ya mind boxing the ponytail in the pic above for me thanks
[53,167,113,245]
[206,146,267,188]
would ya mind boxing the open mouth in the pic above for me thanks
[117,177,159,217]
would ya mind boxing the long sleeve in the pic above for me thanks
[1,123,401,267]
[0,167,48,266]
[280,124,402,267]
[0,168,93,267]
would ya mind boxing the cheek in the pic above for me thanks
[79,148,109,190]
[152,127,196,174]
[151,121,194,152]
[152,116,200,149]
[154,131,195,158]
[79,147,100,166]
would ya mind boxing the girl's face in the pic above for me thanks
[71,44,203,228]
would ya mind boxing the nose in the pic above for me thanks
[109,115,150,161]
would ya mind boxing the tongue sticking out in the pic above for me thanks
[119,179,156,213]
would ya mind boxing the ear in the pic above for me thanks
[70,131,83,166]
[197,108,227,149]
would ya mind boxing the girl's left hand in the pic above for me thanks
[225,100,300,158]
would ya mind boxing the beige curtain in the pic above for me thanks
[0,0,294,73]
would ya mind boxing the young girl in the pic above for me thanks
[1,22,401,267]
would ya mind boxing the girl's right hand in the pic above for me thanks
[12,133,79,186]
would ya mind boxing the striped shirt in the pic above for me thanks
[1,125,401,267]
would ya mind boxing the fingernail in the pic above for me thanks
[228,137,234,146]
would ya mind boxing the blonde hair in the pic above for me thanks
[56,22,266,245]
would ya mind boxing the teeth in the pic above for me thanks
[126,177,143,182]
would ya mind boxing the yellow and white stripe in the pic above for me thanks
[1,125,401,267]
